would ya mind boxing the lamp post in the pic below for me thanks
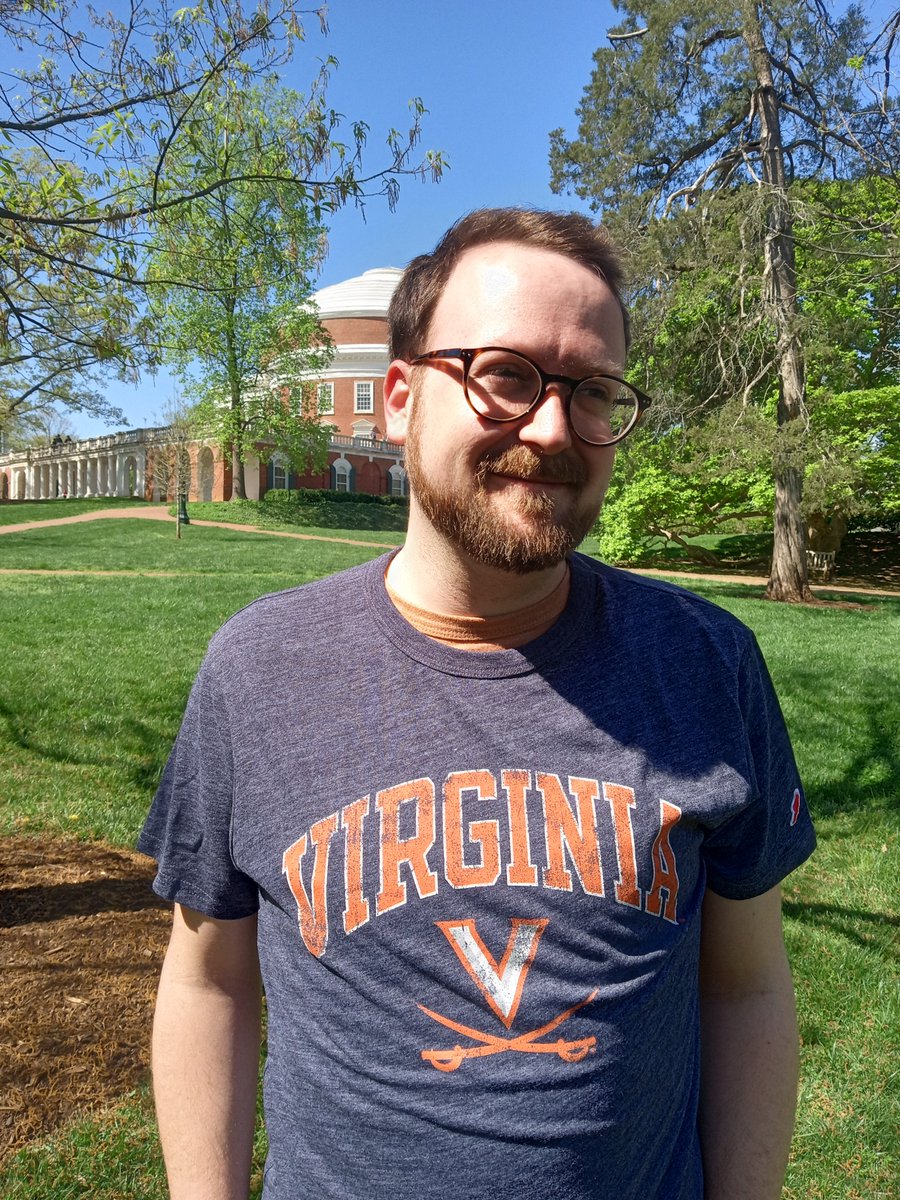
[176,491,190,538]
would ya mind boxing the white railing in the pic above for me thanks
[0,425,404,469]
[0,425,164,466]
[328,434,403,455]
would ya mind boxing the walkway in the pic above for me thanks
[0,505,896,597]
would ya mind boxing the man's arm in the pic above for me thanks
[151,904,262,1200]
[698,885,799,1200]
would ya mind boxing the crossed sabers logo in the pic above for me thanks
[419,917,598,1073]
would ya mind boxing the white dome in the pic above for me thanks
[311,267,402,320]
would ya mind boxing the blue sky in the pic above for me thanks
[70,0,894,436]
[72,0,621,436]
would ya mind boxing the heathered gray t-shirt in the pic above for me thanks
[139,551,815,1200]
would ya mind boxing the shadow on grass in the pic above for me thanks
[643,577,770,604]
[774,664,900,822]
[783,900,900,961]
[0,699,182,788]
[0,876,167,927]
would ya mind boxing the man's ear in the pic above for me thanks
[383,360,413,445]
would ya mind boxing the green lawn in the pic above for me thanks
[0,496,152,525]
[0,525,387,844]
[0,517,394,575]
[0,524,897,1198]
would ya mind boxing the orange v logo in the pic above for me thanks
[436,918,549,1029]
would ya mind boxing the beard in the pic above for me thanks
[405,409,598,575]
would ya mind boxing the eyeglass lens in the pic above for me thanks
[465,349,638,444]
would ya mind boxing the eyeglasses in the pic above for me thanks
[409,346,651,446]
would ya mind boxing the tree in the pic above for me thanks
[597,385,900,566]
[596,175,900,562]
[806,384,900,535]
[0,0,441,437]
[147,397,195,520]
[147,80,338,499]
[793,178,900,392]
[550,0,899,601]
[1,401,77,453]
[0,148,130,443]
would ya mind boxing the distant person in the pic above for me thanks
[140,208,815,1200]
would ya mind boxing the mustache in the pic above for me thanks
[476,445,588,486]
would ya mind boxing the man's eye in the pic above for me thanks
[578,381,615,403]
[475,364,532,391]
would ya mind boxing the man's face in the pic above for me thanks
[387,242,627,574]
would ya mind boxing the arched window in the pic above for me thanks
[271,456,288,490]
[388,464,407,498]
[331,457,353,493]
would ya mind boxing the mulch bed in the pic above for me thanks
[0,836,170,1163]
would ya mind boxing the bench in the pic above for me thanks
[806,549,836,581]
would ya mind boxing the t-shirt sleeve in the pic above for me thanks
[137,643,259,919]
[702,633,816,899]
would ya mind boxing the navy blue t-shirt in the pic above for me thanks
[139,553,815,1199]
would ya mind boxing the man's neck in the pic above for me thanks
[387,513,569,618]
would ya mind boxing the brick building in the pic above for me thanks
[0,267,408,503]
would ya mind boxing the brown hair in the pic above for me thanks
[387,207,630,360]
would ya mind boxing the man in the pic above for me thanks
[140,208,815,1200]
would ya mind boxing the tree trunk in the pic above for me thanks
[230,440,246,500]
[224,301,246,501]
[742,2,814,602]
[769,463,809,599]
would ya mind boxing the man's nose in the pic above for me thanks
[516,385,573,453]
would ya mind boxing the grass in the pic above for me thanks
[2,1084,269,1200]
[0,1090,166,1200]
[0,518,897,1198]
[0,526,386,844]
[0,496,150,525]
[0,517,394,575]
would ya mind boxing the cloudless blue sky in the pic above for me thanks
[73,0,619,436]
[72,0,894,436]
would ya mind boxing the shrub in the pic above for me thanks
[262,488,407,508]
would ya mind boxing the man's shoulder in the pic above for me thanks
[207,552,390,660]
[572,553,755,647]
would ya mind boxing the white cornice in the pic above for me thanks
[319,344,390,378]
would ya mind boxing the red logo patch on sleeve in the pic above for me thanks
[790,788,802,827]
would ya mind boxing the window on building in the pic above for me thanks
[317,382,334,414]
[272,459,288,490]
[332,458,352,493]
[354,381,374,413]
[389,466,407,497]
